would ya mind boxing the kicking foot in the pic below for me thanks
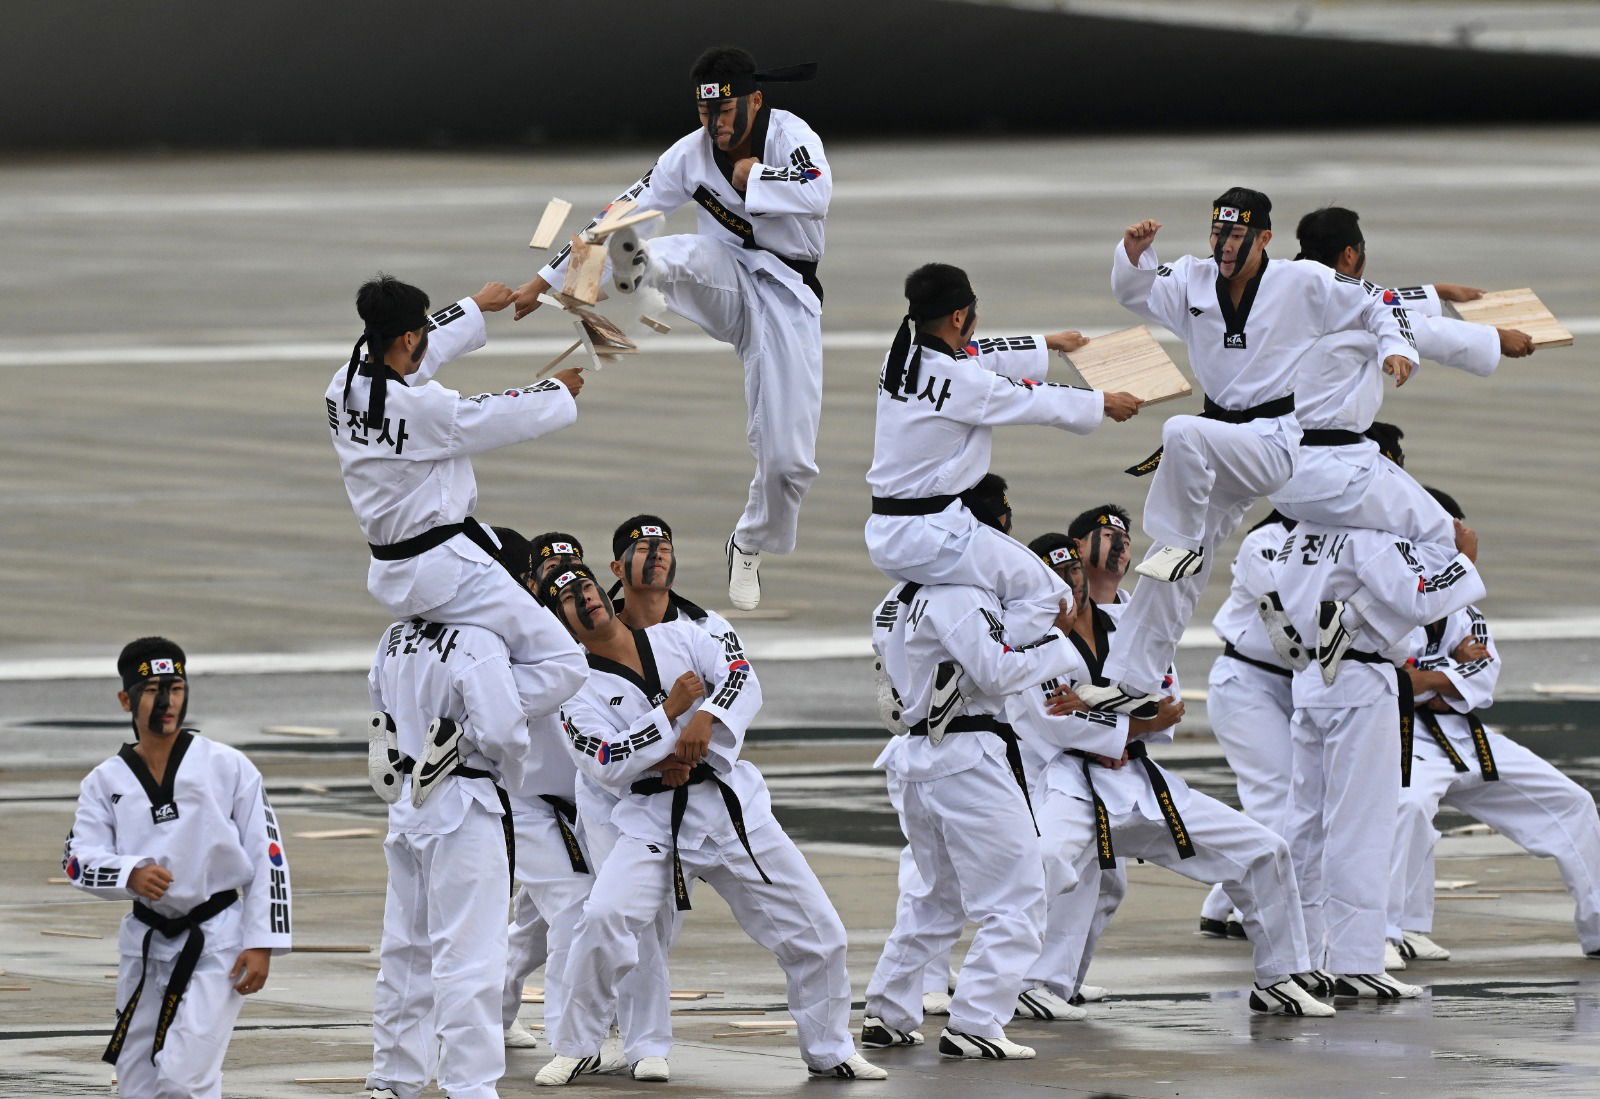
[412,716,465,808]
[1292,970,1337,997]
[937,1027,1035,1060]
[925,660,966,743]
[873,657,907,735]
[1316,599,1354,686]
[861,1016,923,1048]
[809,1053,888,1080]
[606,226,651,294]
[1250,978,1337,1017]
[631,1057,670,1082]
[1075,681,1160,720]
[921,989,952,1016]
[1015,985,1087,1021]
[726,536,761,611]
[367,711,403,804]
[1400,930,1451,961]
[1332,972,1422,999]
[1383,940,1407,971]
[504,1019,541,1048]
[1135,543,1205,582]
[1256,591,1310,670]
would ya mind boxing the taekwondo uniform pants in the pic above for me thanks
[1390,728,1600,952]
[1105,415,1297,693]
[646,235,821,556]
[883,769,959,998]
[369,803,507,1099]
[1032,783,1310,990]
[113,948,244,1099]
[865,759,1046,1038]
[1024,857,1125,1000]
[554,821,855,1072]
[1287,699,1399,976]
[1276,450,1455,556]
[501,804,595,1041]
[1201,658,1295,923]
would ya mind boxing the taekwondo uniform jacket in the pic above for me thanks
[1407,604,1500,744]
[1211,519,1297,673]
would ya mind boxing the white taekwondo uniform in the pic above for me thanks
[866,334,1104,642]
[539,109,829,555]
[1106,243,1416,694]
[863,582,1078,1040]
[1274,280,1501,548]
[325,297,587,713]
[1391,606,1600,954]
[66,733,292,1099]
[1273,525,1484,975]
[553,621,861,1073]
[1018,601,1312,994]
[367,618,540,1099]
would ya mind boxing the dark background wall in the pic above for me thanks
[7,1,1599,148]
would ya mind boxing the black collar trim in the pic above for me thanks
[1067,603,1116,683]
[585,628,668,704]
[711,105,772,189]
[117,731,194,810]
[1218,253,1270,338]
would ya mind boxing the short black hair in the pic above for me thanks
[356,274,430,356]
[1365,420,1406,467]
[691,46,756,84]
[491,526,535,587]
[1067,504,1131,544]
[960,474,1010,533]
[904,262,976,330]
[1295,206,1363,266]
[1423,485,1465,520]
[612,514,673,561]
[117,636,187,689]
[1213,186,1271,222]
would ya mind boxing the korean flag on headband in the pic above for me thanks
[151,659,176,675]
[640,525,664,538]
[1217,207,1240,222]
[698,82,725,99]
[550,542,575,555]
[1048,547,1074,566]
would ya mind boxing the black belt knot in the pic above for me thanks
[538,794,591,874]
[370,516,498,561]
[630,762,770,910]
[1416,708,1498,782]
[1070,742,1195,867]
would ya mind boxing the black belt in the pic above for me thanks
[104,889,239,1065]
[538,794,591,874]
[1124,394,1296,476]
[908,715,1038,835]
[774,255,823,301]
[1299,429,1364,447]
[1222,642,1292,679]
[871,493,959,517]
[629,762,771,911]
[1070,742,1195,868]
[1417,708,1498,781]
[369,515,498,561]
[396,755,515,891]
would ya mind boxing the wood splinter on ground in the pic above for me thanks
[294,828,381,840]
[1061,326,1192,405]
[292,1077,368,1085]
[528,198,573,249]
[41,929,102,940]
[292,944,373,954]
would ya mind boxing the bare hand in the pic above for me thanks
[1131,697,1185,735]
[1383,355,1415,388]
[1052,597,1076,635]
[512,276,552,321]
[1433,283,1484,303]
[1101,391,1143,422]
[1453,518,1479,563]
[1092,751,1129,770]
[732,157,761,193]
[1123,219,1161,262]
[552,367,585,398]
[472,282,515,313]
[656,759,693,787]
[674,712,714,765]
[230,947,271,995]
[663,671,705,720]
[128,864,173,902]
[1451,638,1490,663]
[1045,684,1087,716]
[1498,328,1535,358]
[1045,330,1089,354]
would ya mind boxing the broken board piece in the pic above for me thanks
[727,1019,796,1030]
[1062,327,1192,405]
[583,209,663,242]
[560,235,607,306]
[528,198,573,249]
[1438,893,1502,901]
[668,991,707,1001]
[0,985,32,992]
[1435,879,1480,891]
[538,341,583,377]
[294,828,381,840]
[293,1077,368,1085]
[263,725,337,738]
[292,944,373,954]
[41,929,102,940]
[1448,288,1573,348]
[640,314,672,334]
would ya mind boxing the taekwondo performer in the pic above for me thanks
[1096,188,1417,714]
[533,564,885,1084]
[866,262,1141,731]
[515,46,830,611]
[1272,513,1486,997]
[1012,540,1330,1018]
[1388,491,1600,965]
[326,274,588,717]
[64,637,293,1099]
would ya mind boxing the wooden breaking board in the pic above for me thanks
[1062,326,1192,405]
[1447,288,1572,348]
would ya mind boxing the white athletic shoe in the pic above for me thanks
[367,711,403,804]
[1291,970,1337,997]
[412,716,465,808]
[607,226,651,294]
[861,1016,923,1048]
[1249,978,1337,1017]
[631,1057,670,1082]
[535,1051,611,1086]
[1075,681,1159,720]
[1332,972,1423,999]
[1134,543,1205,582]
[1400,930,1452,961]
[1256,591,1311,670]
[937,1027,1035,1059]
[1316,599,1354,686]
[367,1089,400,1099]
[924,660,966,743]
[1015,985,1087,1021]
[1383,940,1407,971]
[809,1053,888,1080]
[873,657,907,735]
[726,536,761,611]
[921,990,952,1015]
[1071,984,1109,1005]
[504,1019,541,1048]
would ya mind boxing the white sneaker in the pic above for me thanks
[1071,984,1109,1004]
[1134,544,1205,582]
[1291,970,1336,997]
[726,536,761,611]
[1255,591,1310,670]
[631,1057,670,1082]
[607,226,651,294]
[1015,985,1087,1021]
[924,660,966,743]
[1401,930,1451,961]
[809,1053,888,1080]
[504,1019,541,1048]
[921,990,952,1016]
[1316,599,1354,686]
[412,717,465,808]
[937,1027,1035,1059]
[873,657,907,735]
[367,1090,400,1099]
[861,1016,923,1048]
[1383,940,1407,971]
[1074,681,1159,720]
[1332,972,1422,999]
[367,711,403,804]
[534,1052,607,1086]
[1249,978,1337,1017]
